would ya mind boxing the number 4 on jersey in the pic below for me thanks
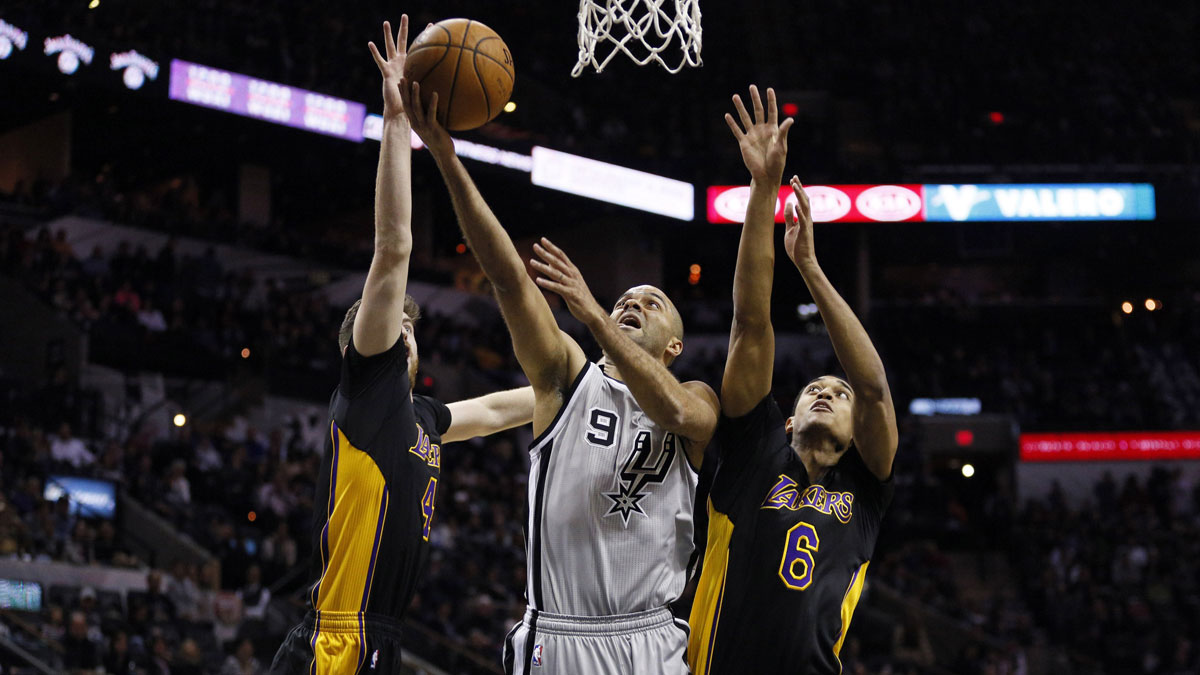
[420,477,437,541]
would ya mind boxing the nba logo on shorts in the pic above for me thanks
[531,644,543,667]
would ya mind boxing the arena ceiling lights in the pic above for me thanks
[707,183,1156,224]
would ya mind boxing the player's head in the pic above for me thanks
[338,295,422,388]
[609,285,685,365]
[785,375,855,461]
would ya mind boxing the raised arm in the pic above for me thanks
[399,80,586,433]
[443,386,536,443]
[722,86,794,417]
[355,18,414,357]
[784,178,898,479]
[531,238,719,466]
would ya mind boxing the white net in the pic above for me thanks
[573,0,702,77]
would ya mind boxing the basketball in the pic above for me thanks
[404,18,515,131]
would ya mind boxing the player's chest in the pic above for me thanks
[746,470,862,565]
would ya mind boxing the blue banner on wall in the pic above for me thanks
[923,183,1155,222]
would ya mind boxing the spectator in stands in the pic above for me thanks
[221,637,262,675]
[50,422,95,468]
[62,609,103,672]
[239,563,270,622]
[174,637,206,675]
[103,628,135,675]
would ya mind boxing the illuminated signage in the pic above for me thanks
[533,147,693,220]
[0,19,28,59]
[44,475,117,518]
[1020,431,1200,462]
[110,50,158,90]
[909,398,982,416]
[925,184,1155,221]
[44,34,94,74]
[707,184,924,224]
[0,580,42,611]
[708,183,1157,224]
[168,59,366,142]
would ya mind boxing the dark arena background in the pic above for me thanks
[1,1,1199,673]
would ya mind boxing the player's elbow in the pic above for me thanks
[730,308,770,333]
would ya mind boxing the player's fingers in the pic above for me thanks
[539,237,568,260]
[732,94,753,131]
[427,91,440,126]
[766,87,778,126]
[534,277,565,294]
[793,179,812,220]
[397,15,409,54]
[724,113,744,139]
[784,200,796,227]
[383,21,396,59]
[777,117,794,146]
[368,42,386,71]
[750,85,764,124]
[402,80,421,122]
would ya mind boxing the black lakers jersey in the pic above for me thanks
[306,336,451,621]
[688,395,893,674]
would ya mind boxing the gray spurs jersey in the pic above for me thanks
[526,362,700,616]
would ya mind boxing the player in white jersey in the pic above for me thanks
[400,83,720,674]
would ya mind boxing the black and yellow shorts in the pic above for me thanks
[269,610,404,674]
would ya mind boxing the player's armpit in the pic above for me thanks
[679,380,721,467]
[443,386,536,443]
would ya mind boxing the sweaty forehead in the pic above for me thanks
[619,285,670,305]
[806,376,853,392]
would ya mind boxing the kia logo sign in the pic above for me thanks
[794,186,852,222]
[712,186,753,222]
[856,185,922,221]
[707,184,927,224]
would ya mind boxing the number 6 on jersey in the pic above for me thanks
[779,521,820,590]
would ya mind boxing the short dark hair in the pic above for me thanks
[338,295,421,352]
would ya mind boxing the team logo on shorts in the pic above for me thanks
[603,431,679,525]
[532,644,543,666]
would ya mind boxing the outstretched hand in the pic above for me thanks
[726,85,793,183]
[783,175,817,270]
[400,75,454,158]
[530,238,606,326]
[368,17,409,121]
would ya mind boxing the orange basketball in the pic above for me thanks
[404,18,515,132]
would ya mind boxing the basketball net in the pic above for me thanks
[573,0,702,77]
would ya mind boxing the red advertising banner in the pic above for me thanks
[707,184,925,224]
[1020,431,1200,462]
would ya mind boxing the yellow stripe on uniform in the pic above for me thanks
[316,428,389,612]
[688,499,735,675]
[831,560,870,666]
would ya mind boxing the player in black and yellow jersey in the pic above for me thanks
[269,17,534,674]
[688,87,899,674]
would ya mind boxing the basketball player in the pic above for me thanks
[269,18,534,674]
[687,86,898,674]
[399,80,720,674]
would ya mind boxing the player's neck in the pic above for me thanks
[597,358,624,383]
[793,435,841,483]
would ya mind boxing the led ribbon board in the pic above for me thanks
[1020,431,1200,462]
[707,184,1156,224]
[168,59,366,142]
[531,146,694,221]
[925,184,1156,221]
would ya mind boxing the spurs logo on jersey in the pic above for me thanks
[602,428,681,525]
